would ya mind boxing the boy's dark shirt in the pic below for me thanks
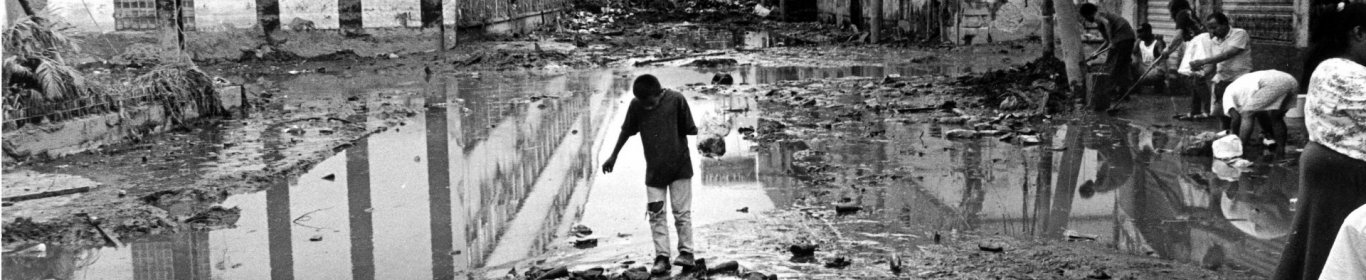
[622,89,698,187]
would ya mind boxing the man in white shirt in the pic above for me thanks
[1221,70,1298,159]
[1188,12,1253,131]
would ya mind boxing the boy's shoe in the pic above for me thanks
[651,255,672,276]
[673,252,696,267]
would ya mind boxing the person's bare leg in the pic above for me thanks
[1255,110,1289,159]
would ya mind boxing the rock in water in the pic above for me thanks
[789,244,818,263]
[699,137,726,158]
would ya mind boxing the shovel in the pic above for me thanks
[1107,49,1176,112]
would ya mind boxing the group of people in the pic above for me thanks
[1082,1,1366,279]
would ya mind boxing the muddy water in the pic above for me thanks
[1,54,1293,278]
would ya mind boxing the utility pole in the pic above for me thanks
[1042,0,1055,56]
[1052,0,1085,98]
[871,0,882,43]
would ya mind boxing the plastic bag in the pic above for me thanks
[1213,134,1243,159]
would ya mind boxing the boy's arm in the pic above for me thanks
[604,101,640,173]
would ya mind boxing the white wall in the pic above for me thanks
[196,0,257,31]
[47,0,116,33]
[361,0,421,28]
[280,0,340,29]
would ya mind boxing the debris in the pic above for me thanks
[1018,135,1042,145]
[738,126,755,134]
[882,74,903,84]
[572,224,594,237]
[0,186,91,203]
[698,136,726,158]
[309,235,323,241]
[1064,229,1099,241]
[834,202,862,215]
[945,129,978,139]
[322,174,336,181]
[633,52,726,66]
[88,216,124,248]
[740,272,777,280]
[824,257,852,269]
[789,244,818,263]
[572,267,605,279]
[706,260,740,275]
[978,243,1004,252]
[573,238,599,249]
[737,207,749,213]
[917,270,952,278]
[711,73,735,85]
[7,243,47,257]
[1213,135,1243,159]
[889,253,903,275]
[622,267,651,280]
[685,58,738,68]
[1087,268,1112,279]
[532,266,570,280]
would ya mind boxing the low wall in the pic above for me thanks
[7,0,564,62]
[2,87,244,160]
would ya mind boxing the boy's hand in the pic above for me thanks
[602,156,617,173]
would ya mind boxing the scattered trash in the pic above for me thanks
[740,272,777,280]
[711,73,736,85]
[978,243,1004,252]
[573,238,599,249]
[572,267,605,279]
[1064,229,1098,241]
[309,235,323,242]
[698,136,726,158]
[738,126,755,134]
[685,58,738,68]
[889,253,903,275]
[834,202,862,215]
[789,244,818,263]
[322,174,336,181]
[572,224,594,238]
[1087,268,1112,279]
[1212,135,1243,159]
[706,260,740,275]
[622,266,651,280]
[824,257,852,269]
[945,129,978,139]
[737,207,749,213]
[531,266,570,280]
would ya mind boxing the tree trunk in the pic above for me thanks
[1042,0,1056,56]
[871,0,882,43]
[1052,0,1086,94]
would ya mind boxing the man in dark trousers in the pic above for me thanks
[602,74,699,276]
[1081,3,1138,102]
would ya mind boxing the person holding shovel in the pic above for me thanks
[602,74,700,276]
[1080,3,1137,102]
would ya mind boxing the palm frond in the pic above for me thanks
[33,57,83,101]
[4,56,36,83]
[2,16,80,61]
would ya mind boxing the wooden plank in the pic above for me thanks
[2,186,92,202]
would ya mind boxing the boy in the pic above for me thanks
[602,74,699,275]
[1133,23,1168,94]
[1221,70,1297,160]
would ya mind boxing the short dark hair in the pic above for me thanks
[1138,23,1153,33]
[632,74,662,99]
[1079,3,1099,17]
[1207,12,1230,25]
[1168,0,1192,15]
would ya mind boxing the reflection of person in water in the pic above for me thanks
[1220,176,1295,240]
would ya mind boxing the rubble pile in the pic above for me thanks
[956,55,1069,113]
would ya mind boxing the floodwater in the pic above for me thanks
[2,55,1297,279]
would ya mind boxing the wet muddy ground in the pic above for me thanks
[2,21,1294,280]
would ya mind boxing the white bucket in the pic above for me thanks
[1287,94,1307,118]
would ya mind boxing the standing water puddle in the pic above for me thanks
[2,61,1294,278]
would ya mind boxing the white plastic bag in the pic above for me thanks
[1213,134,1243,159]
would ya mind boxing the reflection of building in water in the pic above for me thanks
[131,231,211,280]
[702,156,758,185]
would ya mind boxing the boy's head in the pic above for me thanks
[633,74,664,109]
[1079,3,1099,22]
[1138,23,1155,41]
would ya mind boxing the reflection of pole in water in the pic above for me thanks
[958,140,985,229]
[1046,123,1085,237]
[265,180,293,280]
[427,81,455,280]
[348,118,375,280]
[1031,129,1055,236]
